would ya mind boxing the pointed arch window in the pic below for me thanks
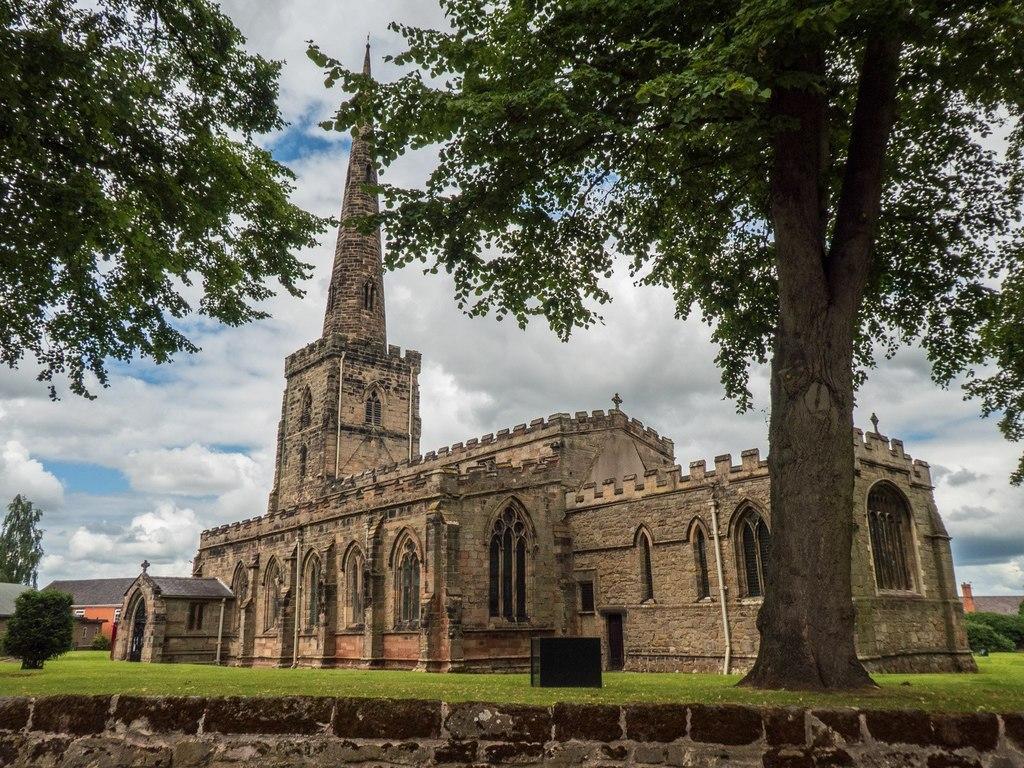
[364,390,382,426]
[637,529,655,602]
[263,560,282,632]
[868,483,915,592]
[693,526,711,600]
[488,505,530,621]
[737,508,770,598]
[327,283,336,311]
[299,387,312,429]
[363,280,376,311]
[231,566,249,632]
[396,539,420,629]
[347,548,365,626]
[305,555,322,629]
[298,444,308,478]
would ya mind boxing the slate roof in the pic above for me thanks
[973,596,1024,616]
[150,577,233,599]
[0,583,31,617]
[43,578,136,607]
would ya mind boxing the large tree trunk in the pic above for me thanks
[740,34,902,691]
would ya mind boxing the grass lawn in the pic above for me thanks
[1,651,1022,712]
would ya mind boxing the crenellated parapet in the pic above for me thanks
[565,447,768,511]
[199,453,564,548]
[854,428,932,486]
[284,334,422,377]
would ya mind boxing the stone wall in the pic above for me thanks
[2,695,1023,767]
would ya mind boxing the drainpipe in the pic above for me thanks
[335,353,346,477]
[407,370,414,461]
[709,491,732,675]
[215,598,226,665]
[293,528,303,667]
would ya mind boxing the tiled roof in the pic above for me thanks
[973,596,1024,616]
[0,583,31,617]
[43,578,136,607]
[150,577,232,599]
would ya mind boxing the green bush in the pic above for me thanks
[2,590,73,669]
[90,633,111,651]
[967,612,1024,648]
[965,619,1016,653]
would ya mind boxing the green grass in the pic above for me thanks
[1,651,1022,712]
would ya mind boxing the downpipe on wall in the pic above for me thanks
[709,488,732,675]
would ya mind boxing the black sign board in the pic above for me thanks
[530,637,602,687]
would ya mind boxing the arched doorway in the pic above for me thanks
[128,598,147,662]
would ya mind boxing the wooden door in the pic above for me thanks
[606,613,624,670]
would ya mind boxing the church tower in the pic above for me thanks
[269,43,422,513]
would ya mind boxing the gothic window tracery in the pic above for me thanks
[868,483,915,592]
[305,554,322,629]
[693,526,711,600]
[263,559,282,632]
[488,505,530,621]
[347,548,365,626]
[737,508,770,598]
[637,528,655,602]
[395,539,420,629]
[364,390,382,426]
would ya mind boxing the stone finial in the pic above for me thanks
[140,559,150,573]
[611,393,623,410]
[870,412,880,434]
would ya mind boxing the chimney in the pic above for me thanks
[961,582,975,613]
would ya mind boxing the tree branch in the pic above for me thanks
[827,33,903,316]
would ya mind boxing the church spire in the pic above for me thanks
[322,40,386,347]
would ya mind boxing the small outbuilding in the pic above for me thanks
[0,583,32,638]
[112,562,233,664]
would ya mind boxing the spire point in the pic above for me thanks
[363,35,371,76]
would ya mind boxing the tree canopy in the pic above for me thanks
[2,589,73,670]
[1,0,331,398]
[311,0,1024,478]
[312,0,1024,689]
[0,495,44,588]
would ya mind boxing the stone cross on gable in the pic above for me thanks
[612,393,623,410]
[140,560,150,573]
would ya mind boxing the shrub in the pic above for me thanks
[90,633,111,651]
[2,590,73,669]
[965,618,1015,653]
[966,612,1024,648]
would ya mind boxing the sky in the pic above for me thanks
[2,0,1022,595]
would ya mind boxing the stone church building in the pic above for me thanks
[113,47,973,675]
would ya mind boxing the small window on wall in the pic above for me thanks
[364,391,382,426]
[187,603,204,631]
[298,444,308,478]
[114,608,122,621]
[578,581,595,613]
[694,527,712,600]
[363,280,376,311]
[74,609,85,617]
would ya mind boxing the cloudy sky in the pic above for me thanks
[2,0,1022,595]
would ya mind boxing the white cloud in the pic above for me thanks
[0,440,64,509]
[122,444,262,496]
[66,502,202,567]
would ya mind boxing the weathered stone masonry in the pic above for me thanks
[2,694,1024,767]
[110,43,973,675]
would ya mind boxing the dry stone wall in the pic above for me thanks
[2,695,1024,767]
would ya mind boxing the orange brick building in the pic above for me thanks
[44,578,135,640]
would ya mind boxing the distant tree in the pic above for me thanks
[312,0,1024,690]
[1019,600,1024,619]
[2,590,73,670]
[90,633,112,651]
[0,495,44,587]
[966,611,1024,649]
[0,0,332,398]
[964,616,1016,654]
